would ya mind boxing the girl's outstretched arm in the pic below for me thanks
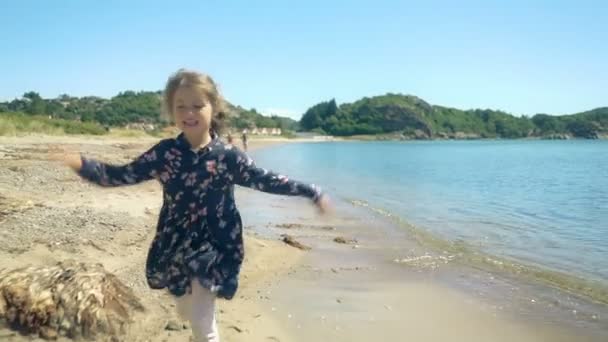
[58,140,168,187]
[230,147,331,212]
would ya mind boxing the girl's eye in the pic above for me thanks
[177,105,186,110]
[194,104,205,110]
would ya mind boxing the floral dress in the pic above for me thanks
[78,133,322,299]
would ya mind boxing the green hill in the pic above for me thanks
[2,91,604,139]
[300,94,607,139]
[0,91,297,135]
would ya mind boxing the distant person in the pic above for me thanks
[226,132,233,144]
[241,131,248,151]
[53,69,330,342]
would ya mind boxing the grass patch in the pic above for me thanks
[0,112,107,136]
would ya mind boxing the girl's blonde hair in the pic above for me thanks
[162,69,227,134]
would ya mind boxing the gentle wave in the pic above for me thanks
[348,198,608,305]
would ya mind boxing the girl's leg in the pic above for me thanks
[189,280,220,342]
[174,290,193,321]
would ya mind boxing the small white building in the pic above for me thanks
[243,127,283,136]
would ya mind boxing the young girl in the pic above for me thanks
[58,69,330,342]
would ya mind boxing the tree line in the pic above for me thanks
[300,94,607,139]
[0,91,298,132]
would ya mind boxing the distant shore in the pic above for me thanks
[340,133,608,141]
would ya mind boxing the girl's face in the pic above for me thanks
[173,86,213,139]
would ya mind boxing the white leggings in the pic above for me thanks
[174,280,220,342]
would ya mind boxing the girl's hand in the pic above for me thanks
[316,194,332,215]
[49,152,82,172]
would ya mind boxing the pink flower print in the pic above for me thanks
[160,171,170,183]
[217,162,227,173]
[164,151,176,161]
[143,150,157,162]
[188,204,197,222]
[185,172,197,186]
[200,178,211,189]
[206,160,217,175]
[277,174,289,184]
[230,226,239,239]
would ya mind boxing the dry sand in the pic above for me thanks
[0,134,605,341]
[0,135,306,342]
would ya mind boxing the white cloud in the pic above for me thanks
[260,108,302,120]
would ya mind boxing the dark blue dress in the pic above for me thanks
[78,133,322,299]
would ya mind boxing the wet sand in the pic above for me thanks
[234,186,606,342]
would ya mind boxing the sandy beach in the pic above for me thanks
[0,134,606,341]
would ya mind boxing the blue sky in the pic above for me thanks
[1,0,606,119]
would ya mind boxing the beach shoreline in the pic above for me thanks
[237,189,607,342]
[0,135,606,341]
